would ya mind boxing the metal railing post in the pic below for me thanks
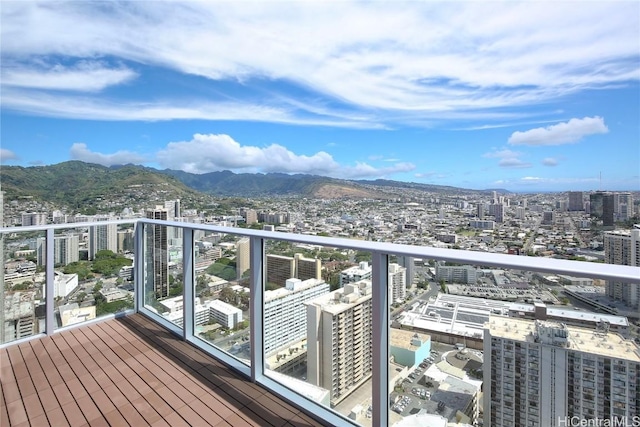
[250,236,265,382]
[183,228,194,340]
[134,222,145,312]
[45,228,55,335]
[372,251,389,427]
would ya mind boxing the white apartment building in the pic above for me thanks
[339,261,372,287]
[21,212,47,226]
[306,280,373,406]
[484,317,640,427]
[54,234,79,265]
[264,278,329,355]
[604,228,640,308]
[88,216,118,260]
[52,272,79,299]
[207,299,243,329]
[388,262,407,304]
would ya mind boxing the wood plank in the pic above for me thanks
[1,314,326,427]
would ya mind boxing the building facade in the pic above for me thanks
[604,228,640,308]
[264,277,329,355]
[306,280,373,406]
[484,317,640,427]
[145,207,169,299]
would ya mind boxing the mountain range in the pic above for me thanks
[0,161,502,205]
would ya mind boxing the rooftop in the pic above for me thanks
[487,316,640,361]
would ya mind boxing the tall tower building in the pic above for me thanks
[146,207,169,299]
[306,280,373,406]
[164,199,181,220]
[616,192,634,221]
[54,235,79,265]
[484,317,640,427]
[388,263,407,303]
[397,256,415,288]
[603,193,615,227]
[568,191,584,211]
[493,203,504,223]
[117,230,134,253]
[604,228,640,308]
[88,216,117,260]
[236,237,250,280]
[590,192,605,220]
[477,203,485,219]
[264,278,329,355]
[21,212,48,226]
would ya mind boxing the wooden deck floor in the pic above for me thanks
[0,314,326,427]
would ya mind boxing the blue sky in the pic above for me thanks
[1,1,639,192]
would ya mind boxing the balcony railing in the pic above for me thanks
[2,218,639,427]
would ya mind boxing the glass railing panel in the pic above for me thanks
[143,224,184,330]
[388,254,437,425]
[192,232,250,365]
[263,239,373,424]
[54,224,135,330]
[1,230,46,344]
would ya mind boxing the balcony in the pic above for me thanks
[2,219,639,427]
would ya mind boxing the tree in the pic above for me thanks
[76,291,87,304]
[219,287,236,304]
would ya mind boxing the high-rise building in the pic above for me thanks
[264,278,329,355]
[21,212,47,226]
[117,230,134,253]
[477,203,485,219]
[294,253,321,282]
[493,203,504,223]
[266,254,295,286]
[164,199,181,220]
[484,316,640,427]
[590,192,606,220]
[146,207,169,299]
[88,216,117,260]
[568,191,584,211]
[603,193,615,227]
[388,263,407,303]
[616,192,634,221]
[306,280,373,406]
[236,237,250,280]
[542,211,554,225]
[242,209,258,225]
[397,256,415,288]
[266,253,321,287]
[604,228,640,308]
[54,235,79,265]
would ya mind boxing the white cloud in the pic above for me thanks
[70,143,147,166]
[0,148,18,162]
[155,133,415,178]
[508,116,609,146]
[483,148,532,168]
[0,88,382,128]
[1,2,638,126]
[499,158,532,168]
[543,157,559,166]
[2,61,137,92]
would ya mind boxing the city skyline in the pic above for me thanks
[1,2,639,193]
